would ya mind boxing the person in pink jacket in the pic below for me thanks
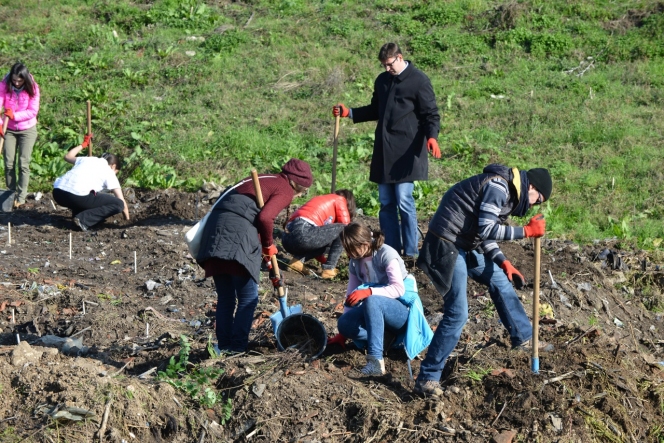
[0,63,40,208]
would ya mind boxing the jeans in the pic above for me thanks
[282,218,345,269]
[53,188,124,228]
[3,125,38,204]
[418,249,532,382]
[213,273,259,352]
[378,182,418,256]
[337,295,408,359]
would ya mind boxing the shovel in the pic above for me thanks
[250,170,302,334]
[0,116,15,212]
[532,236,541,374]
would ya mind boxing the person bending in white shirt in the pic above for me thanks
[52,134,130,231]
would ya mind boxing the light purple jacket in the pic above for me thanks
[0,76,40,131]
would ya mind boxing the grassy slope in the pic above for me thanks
[0,0,663,244]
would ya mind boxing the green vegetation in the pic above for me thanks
[465,366,492,383]
[158,335,232,421]
[1,0,663,245]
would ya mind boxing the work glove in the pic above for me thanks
[262,244,278,261]
[427,138,441,159]
[81,133,93,149]
[332,104,349,118]
[499,260,526,290]
[0,125,4,140]
[315,254,327,265]
[345,288,372,307]
[269,266,283,289]
[523,214,546,238]
[4,108,14,120]
[327,333,347,350]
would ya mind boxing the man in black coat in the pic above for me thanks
[334,42,440,258]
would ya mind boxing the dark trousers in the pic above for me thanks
[213,273,259,352]
[53,188,124,228]
[282,218,345,269]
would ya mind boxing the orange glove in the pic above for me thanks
[327,333,346,349]
[345,288,372,307]
[332,104,349,118]
[427,138,441,158]
[262,244,278,260]
[4,108,14,120]
[0,125,4,140]
[499,260,526,289]
[523,214,546,238]
[81,133,93,149]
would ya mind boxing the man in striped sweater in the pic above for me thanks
[414,164,552,396]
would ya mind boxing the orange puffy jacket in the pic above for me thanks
[288,194,350,226]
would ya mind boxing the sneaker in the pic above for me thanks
[360,355,386,376]
[321,268,338,280]
[413,379,443,397]
[74,217,88,232]
[288,258,310,275]
[512,339,554,352]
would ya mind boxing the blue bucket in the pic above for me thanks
[276,313,327,359]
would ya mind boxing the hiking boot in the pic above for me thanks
[413,379,443,397]
[512,339,554,352]
[321,268,338,280]
[288,258,310,275]
[360,355,386,376]
[13,200,23,209]
[74,217,88,232]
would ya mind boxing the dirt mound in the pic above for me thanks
[0,190,662,442]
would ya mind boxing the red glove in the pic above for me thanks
[332,104,349,118]
[499,260,526,289]
[345,288,372,307]
[0,125,4,140]
[315,255,327,264]
[327,333,346,349]
[262,244,278,260]
[523,214,546,238]
[427,138,441,159]
[81,134,93,149]
[4,108,14,120]
[269,267,283,289]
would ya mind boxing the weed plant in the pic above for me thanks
[0,0,663,245]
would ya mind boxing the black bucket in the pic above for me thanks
[276,313,327,359]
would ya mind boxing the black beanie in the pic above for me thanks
[527,168,552,201]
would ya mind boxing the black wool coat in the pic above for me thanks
[352,62,440,184]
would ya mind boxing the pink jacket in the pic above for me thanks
[0,76,40,131]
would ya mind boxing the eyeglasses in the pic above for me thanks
[536,191,544,205]
[380,56,400,69]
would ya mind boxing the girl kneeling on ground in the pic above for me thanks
[282,189,356,279]
[53,134,130,231]
[197,159,313,354]
[331,223,417,375]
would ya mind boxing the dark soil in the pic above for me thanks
[0,190,663,443]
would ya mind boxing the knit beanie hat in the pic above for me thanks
[527,168,552,201]
[282,158,313,188]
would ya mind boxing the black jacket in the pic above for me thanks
[197,193,262,282]
[353,62,440,184]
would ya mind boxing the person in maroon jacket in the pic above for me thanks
[282,189,356,279]
[197,159,313,354]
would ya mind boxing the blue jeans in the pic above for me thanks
[418,249,532,382]
[378,182,419,257]
[213,274,259,352]
[337,295,409,359]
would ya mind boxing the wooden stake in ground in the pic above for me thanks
[134,251,137,274]
[250,170,284,298]
[331,115,340,193]
[0,117,9,156]
[86,100,92,156]
[69,232,72,259]
[532,237,541,374]
[7,222,11,245]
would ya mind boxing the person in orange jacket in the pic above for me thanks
[282,189,355,279]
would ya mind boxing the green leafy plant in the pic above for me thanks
[466,367,492,383]
[588,315,598,327]
[158,335,231,416]
[27,267,39,275]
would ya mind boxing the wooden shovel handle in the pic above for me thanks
[0,117,8,156]
[331,115,340,193]
[86,100,92,156]
[251,169,284,297]
[532,237,541,362]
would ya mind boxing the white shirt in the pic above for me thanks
[54,157,121,196]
